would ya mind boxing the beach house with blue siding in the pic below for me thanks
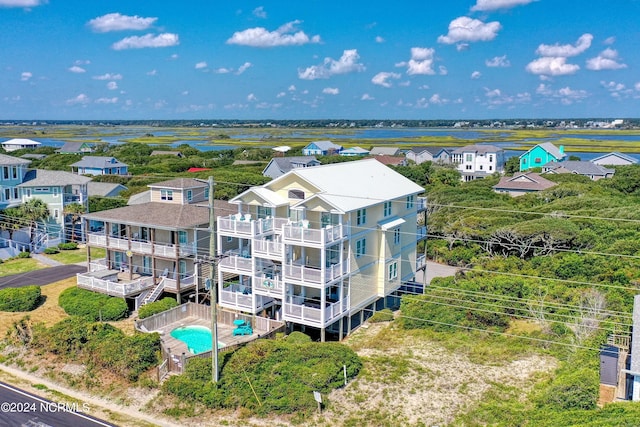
[302,140,343,156]
[70,156,128,176]
[519,142,566,171]
[0,154,31,209]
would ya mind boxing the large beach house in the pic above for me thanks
[216,158,426,340]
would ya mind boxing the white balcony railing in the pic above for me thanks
[218,215,290,237]
[253,274,284,298]
[220,285,273,313]
[416,254,426,270]
[283,295,349,327]
[89,258,108,272]
[417,226,427,241]
[253,239,283,258]
[87,233,196,258]
[218,253,252,273]
[163,274,196,292]
[76,273,155,297]
[283,262,346,286]
[417,197,427,212]
[282,223,346,246]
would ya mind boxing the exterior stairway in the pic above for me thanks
[141,278,166,306]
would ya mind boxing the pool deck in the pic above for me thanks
[156,316,268,357]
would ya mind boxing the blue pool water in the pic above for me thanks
[170,325,223,354]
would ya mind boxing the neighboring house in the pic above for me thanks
[1,138,41,152]
[340,147,370,157]
[18,169,91,243]
[451,144,504,181]
[80,178,212,307]
[370,147,401,156]
[217,158,426,341]
[20,154,47,161]
[372,155,407,167]
[519,142,566,171]
[302,140,343,156]
[0,154,31,209]
[492,172,557,197]
[542,161,615,181]
[70,156,128,176]
[127,190,151,205]
[58,142,94,154]
[262,156,320,179]
[87,182,128,198]
[150,150,184,158]
[592,152,638,166]
[405,147,451,165]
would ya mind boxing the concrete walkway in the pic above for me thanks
[30,252,64,267]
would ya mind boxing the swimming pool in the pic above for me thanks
[170,325,224,354]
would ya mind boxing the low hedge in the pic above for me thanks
[138,297,179,319]
[43,247,59,255]
[58,242,78,250]
[0,286,42,312]
[59,287,128,321]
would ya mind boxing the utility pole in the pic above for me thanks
[208,176,219,383]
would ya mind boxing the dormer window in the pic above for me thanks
[288,189,305,200]
[161,189,173,201]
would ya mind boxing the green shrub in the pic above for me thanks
[57,242,78,250]
[138,297,178,319]
[17,251,30,258]
[59,287,128,321]
[0,286,42,312]
[369,308,394,323]
[536,368,598,411]
[285,331,313,344]
[43,247,59,255]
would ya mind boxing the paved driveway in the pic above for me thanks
[0,264,86,288]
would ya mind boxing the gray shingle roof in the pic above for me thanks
[70,156,127,169]
[18,169,92,186]
[84,202,210,229]
[268,156,319,174]
[451,144,502,154]
[537,142,566,159]
[148,178,207,190]
[0,153,31,165]
[591,152,638,164]
[493,172,557,192]
[87,182,127,197]
[305,140,342,151]
[543,160,613,176]
[58,142,92,153]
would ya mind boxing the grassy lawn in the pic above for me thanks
[0,258,46,277]
[42,247,105,265]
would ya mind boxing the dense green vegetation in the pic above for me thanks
[29,316,160,381]
[58,287,128,321]
[138,297,179,319]
[0,286,42,312]
[162,333,361,417]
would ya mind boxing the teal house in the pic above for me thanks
[519,142,566,171]
[0,154,31,209]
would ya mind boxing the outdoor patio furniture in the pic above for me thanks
[232,319,253,336]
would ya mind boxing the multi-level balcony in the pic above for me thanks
[283,294,350,328]
[77,270,155,297]
[218,252,252,274]
[87,232,197,258]
[218,215,289,238]
[282,222,347,247]
[219,283,274,314]
[253,239,283,259]
[417,196,427,212]
[417,226,427,241]
[253,273,284,298]
[283,262,348,287]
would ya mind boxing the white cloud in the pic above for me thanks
[66,93,90,105]
[471,71,481,79]
[95,97,118,104]
[215,67,231,74]
[88,13,157,33]
[147,69,157,76]
[195,61,208,70]
[74,59,90,65]
[68,66,86,73]
[111,33,179,50]
[536,83,588,104]
[288,85,296,91]
[635,82,640,91]
[535,33,593,57]
[236,62,252,75]
[396,47,437,75]
[482,87,531,106]
[181,91,189,95]
[471,0,536,11]
[485,55,510,67]
[276,92,286,98]
[456,43,469,52]
[252,6,267,18]
[429,94,448,104]
[93,73,122,80]
[603,36,616,45]
[298,49,365,80]
[375,36,385,43]
[323,87,339,95]
[418,84,430,90]
[371,72,401,88]
[586,48,627,71]
[525,56,580,76]
[247,93,257,102]
[107,81,118,90]
[439,66,448,75]
[0,0,45,8]
[437,17,501,44]
[169,54,179,60]
[361,93,374,100]
[227,20,320,47]
[20,71,32,81]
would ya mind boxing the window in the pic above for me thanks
[383,201,392,217]
[3,189,9,200]
[2,167,8,180]
[489,166,493,171]
[406,195,414,209]
[356,209,367,226]
[288,189,305,200]
[355,238,366,258]
[52,187,58,196]
[479,165,483,170]
[186,190,193,202]
[465,154,473,162]
[388,262,398,280]
[53,209,59,219]
[161,189,173,201]
[11,167,17,179]
[523,158,527,164]
[258,206,272,219]
[178,230,188,244]
[393,227,401,245]
[25,189,31,197]
[12,188,18,199]
[534,157,542,164]
[179,260,187,279]
[489,155,493,162]
[204,187,210,199]
[465,165,472,170]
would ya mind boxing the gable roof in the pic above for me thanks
[20,153,46,160]
[543,160,614,176]
[84,202,209,229]
[18,169,92,187]
[87,182,127,197]
[591,152,638,164]
[263,156,319,175]
[341,146,370,155]
[370,147,400,156]
[304,140,342,151]
[1,138,41,147]
[451,144,502,155]
[70,156,127,169]
[58,141,92,153]
[372,155,406,166]
[0,153,31,165]
[493,172,557,192]
[150,150,184,157]
[521,142,565,160]
[409,146,451,156]
[148,177,207,190]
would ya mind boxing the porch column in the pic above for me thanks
[85,218,91,272]
[320,327,325,343]
[338,317,344,341]
[127,225,133,280]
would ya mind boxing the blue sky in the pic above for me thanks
[1,0,640,120]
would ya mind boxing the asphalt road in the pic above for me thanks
[0,381,115,427]
[0,265,86,289]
